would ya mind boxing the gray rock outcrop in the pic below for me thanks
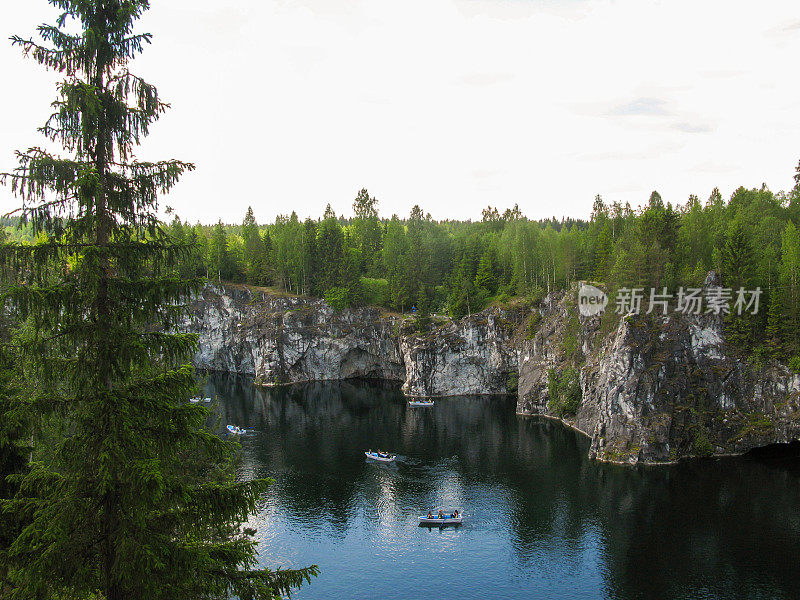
[516,278,800,463]
[183,284,520,397]
[184,281,800,464]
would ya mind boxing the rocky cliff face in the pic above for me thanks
[516,277,800,464]
[399,312,518,396]
[183,284,520,397]
[186,282,800,463]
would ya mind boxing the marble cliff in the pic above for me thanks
[184,281,800,464]
[183,284,520,398]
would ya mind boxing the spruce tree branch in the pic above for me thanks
[10,35,78,74]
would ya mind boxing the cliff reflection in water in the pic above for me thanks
[203,373,800,600]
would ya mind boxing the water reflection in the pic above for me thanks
[203,374,800,600]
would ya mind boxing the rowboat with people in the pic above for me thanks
[365,450,396,462]
[418,509,462,526]
[408,399,434,407]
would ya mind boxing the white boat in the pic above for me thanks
[408,399,434,407]
[418,513,462,526]
[203,397,212,403]
[227,425,247,435]
[365,450,396,462]
[189,397,202,404]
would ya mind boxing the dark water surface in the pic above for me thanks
[203,374,800,600]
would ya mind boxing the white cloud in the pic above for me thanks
[1,0,799,224]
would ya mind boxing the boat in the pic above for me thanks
[203,397,212,403]
[365,450,396,462]
[418,512,462,526]
[227,425,247,435]
[189,397,202,403]
[408,399,434,407]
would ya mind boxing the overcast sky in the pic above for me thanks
[2,0,799,224]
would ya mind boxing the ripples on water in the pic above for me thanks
[203,374,800,600]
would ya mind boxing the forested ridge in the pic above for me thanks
[5,168,800,366]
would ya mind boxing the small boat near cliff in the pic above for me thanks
[408,399,434,407]
[227,425,247,435]
[418,511,462,526]
[365,450,396,462]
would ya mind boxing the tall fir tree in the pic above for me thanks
[210,220,237,281]
[474,245,498,295]
[722,221,756,349]
[352,188,383,276]
[0,2,316,598]
[315,213,345,294]
[300,218,318,296]
[764,289,785,360]
[242,206,263,284]
[383,215,410,311]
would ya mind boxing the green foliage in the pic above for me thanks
[361,277,389,307]
[547,367,582,418]
[526,312,541,339]
[352,189,383,276]
[0,4,316,598]
[505,372,519,394]
[109,155,800,363]
[0,342,29,589]
[474,244,499,294]
[210,220,242,282]
[764,290,784,360]
[789,356,800,374]
[324,286,350,311]
[747,344,768,369]
[562,315,582,361]
[693,429,715,457]
[731,414,775,443]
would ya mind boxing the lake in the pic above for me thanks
[203,374,800,600]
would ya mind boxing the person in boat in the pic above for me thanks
[438,510,443,519]
[427,511,432,519]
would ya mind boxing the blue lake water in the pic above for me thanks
[204,374,800,600]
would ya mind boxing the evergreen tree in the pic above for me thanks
[722,221,755,348]
[315,214,345,294]
[722,221,754,290]
[300,218,317,296]
[764,289,785,360]
[403,205,433,307]
[383,216,410,310]
[352,188,382,275]
[0,3,316,598]
[781,221,800,354]
[0,343,28,592]
[474,245,498,295]
[190,223,209,277]
[257,228,274,286]
[210,220,237,281]
[242,206,262,284]
[592,224,613,282]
